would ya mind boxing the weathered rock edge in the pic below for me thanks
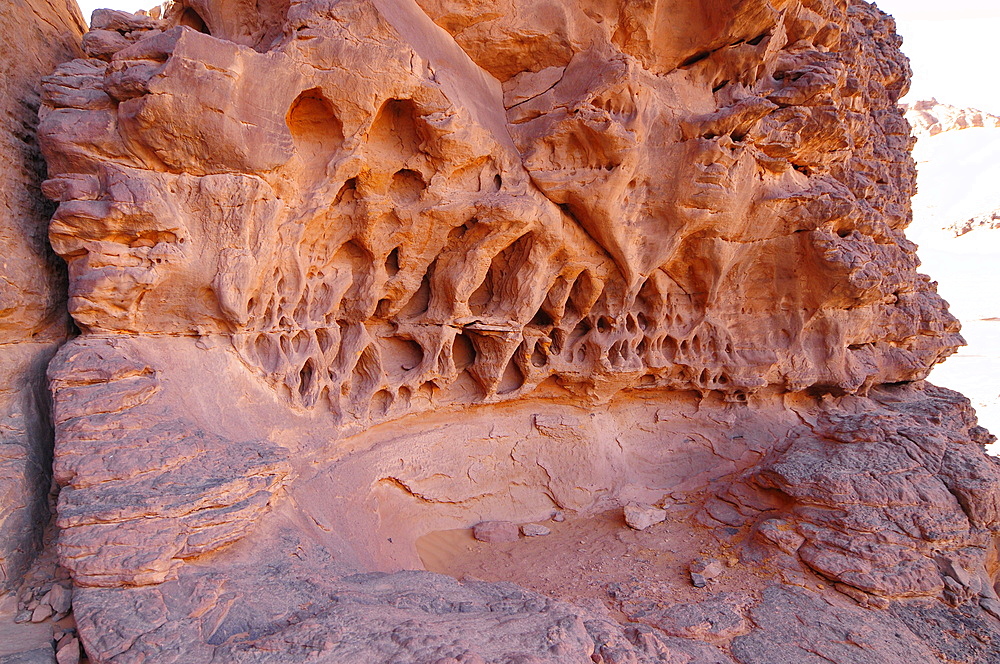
[0,0,84,591]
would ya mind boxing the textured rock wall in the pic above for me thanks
[0,0,83,590]
[30,0,1000,662]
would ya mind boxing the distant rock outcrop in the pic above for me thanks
[948,209,1000,237]
[904,100,1000,239]
[902,98,1000,138]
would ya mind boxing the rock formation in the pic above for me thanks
[900,99,1000,239]
[902,98,1000,139]
[0,0,84,592]
[903,101,1000,465]
[1,0,996,661]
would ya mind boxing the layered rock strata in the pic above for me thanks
[33,0,1000,662]
[0,0,84,591]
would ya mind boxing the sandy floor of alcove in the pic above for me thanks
[415,501,801,619]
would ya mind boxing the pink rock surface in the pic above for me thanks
[0,0,84,592]
[4,0,996,662]
[624,503,667,531]
[472,521,520,543]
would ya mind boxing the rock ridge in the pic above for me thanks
[901,97,1000,139]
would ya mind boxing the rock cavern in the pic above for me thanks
[2,0,1000,661]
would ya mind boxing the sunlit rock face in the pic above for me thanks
[37,0,1000,662]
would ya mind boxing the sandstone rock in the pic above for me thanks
[755,518,805,555]
[0,0,84,592]
[70,546,696,664]
[891,599,1000,663]
[0,649,56,664]
[45,584,71,616]
[20,0,1000,662]
[28,603,51,624]
[53,638,78,664]
[624,594,749,643]
[732,585,943,664]
[718,383,1000,601]
[624,503,667,531]
[901,98,1000,139]
[520,523,551,537]
[46,339,291,588]
[690,558,725,582]
[472,521,519,543]
[981,597,1000,621]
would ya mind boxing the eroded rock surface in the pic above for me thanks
[31,0,1000,662]
[0,0,84,591]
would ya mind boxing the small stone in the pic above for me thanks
[56,637,81,664]
[48,583,72,614]
[521,524,550,537]
[690,558,725,581]
[15,609,32,623]
[551,511,565,522]
[623,503,667,531]
[31,602,53,623]
[472,521,519,543]
[691,572,707,588]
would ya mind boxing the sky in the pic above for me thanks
[75,0,999,114]
[76,0,150,21]
[875,0,1000,114]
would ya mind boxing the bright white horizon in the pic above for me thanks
[876,0,1000,115]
